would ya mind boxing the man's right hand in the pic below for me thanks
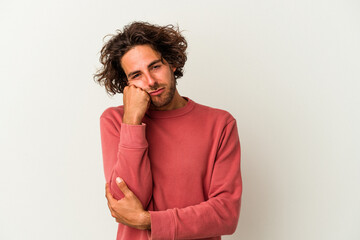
[122,85,150,125]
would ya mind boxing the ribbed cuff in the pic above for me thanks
[149,209,176,240]
[119,123,148,148]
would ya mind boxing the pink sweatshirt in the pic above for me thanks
[100,97,242,240]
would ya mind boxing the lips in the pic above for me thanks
[149,88,165,96]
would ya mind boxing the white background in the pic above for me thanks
[1,0,359,239]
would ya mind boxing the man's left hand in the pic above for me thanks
[105,177,151,230]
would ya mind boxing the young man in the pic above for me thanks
[95,22,242,240]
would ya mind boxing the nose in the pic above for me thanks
[144,72,156,87]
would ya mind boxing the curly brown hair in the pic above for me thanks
[94,21,188,95]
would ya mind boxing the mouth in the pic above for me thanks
[149,88,165,96]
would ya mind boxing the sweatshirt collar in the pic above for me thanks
[145,96,195,118]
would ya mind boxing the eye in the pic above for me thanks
[152,65,161,70]
[132,73,140,79]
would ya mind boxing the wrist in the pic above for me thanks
[138,211,151,230]
[123,113,142,125]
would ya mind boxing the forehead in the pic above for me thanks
[120,45,161,74]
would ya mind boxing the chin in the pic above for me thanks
[151,97,172,109]
[151,101,167,108]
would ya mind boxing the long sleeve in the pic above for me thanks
[100,115,153,208]
[148,119,242,239]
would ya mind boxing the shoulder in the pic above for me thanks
[99,105,124,123]
[193,101,236,125]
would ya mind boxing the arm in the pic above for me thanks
[105,179,151,230]
[100,117,152,208]
[149,119,242,239]
[100,85,153,208]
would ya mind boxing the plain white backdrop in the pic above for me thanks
[0,0,359,239]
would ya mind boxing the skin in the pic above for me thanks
[106,179,150,230]
[105,44,187,229]
[121,44,187,125]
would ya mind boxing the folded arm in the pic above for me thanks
[100,115,153,208]
[148,119,242,239]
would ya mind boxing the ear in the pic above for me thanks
[172,66,176,72]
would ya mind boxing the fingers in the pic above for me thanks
[105,183,116,205]
[124,84,149,95]
[116,177,132,198]
[124,84,139,91]
[105,182,126,224]
[123,85,134,94]
[105,184,118,218]
[107,201,115,215]
[107,201,122,223]
[105,178,132,201]
[105,187,116,215]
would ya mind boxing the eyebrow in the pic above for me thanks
[127,59,162,78]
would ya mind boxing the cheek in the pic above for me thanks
[128,80,146,89]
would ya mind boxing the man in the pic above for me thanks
[95,21,242,240]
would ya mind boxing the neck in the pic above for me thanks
[149,90,187,111]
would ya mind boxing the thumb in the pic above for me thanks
[116,177,131,197]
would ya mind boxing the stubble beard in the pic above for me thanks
[149,74,176,110]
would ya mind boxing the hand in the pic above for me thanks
[123,85,150,125]
[105,178,151,230]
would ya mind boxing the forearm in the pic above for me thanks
[100,116,153,208]
[149,193,241,239]
[108,156,152,207]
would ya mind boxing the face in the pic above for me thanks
[120,45,177,110]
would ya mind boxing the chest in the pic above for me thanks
[145,119,221,178]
